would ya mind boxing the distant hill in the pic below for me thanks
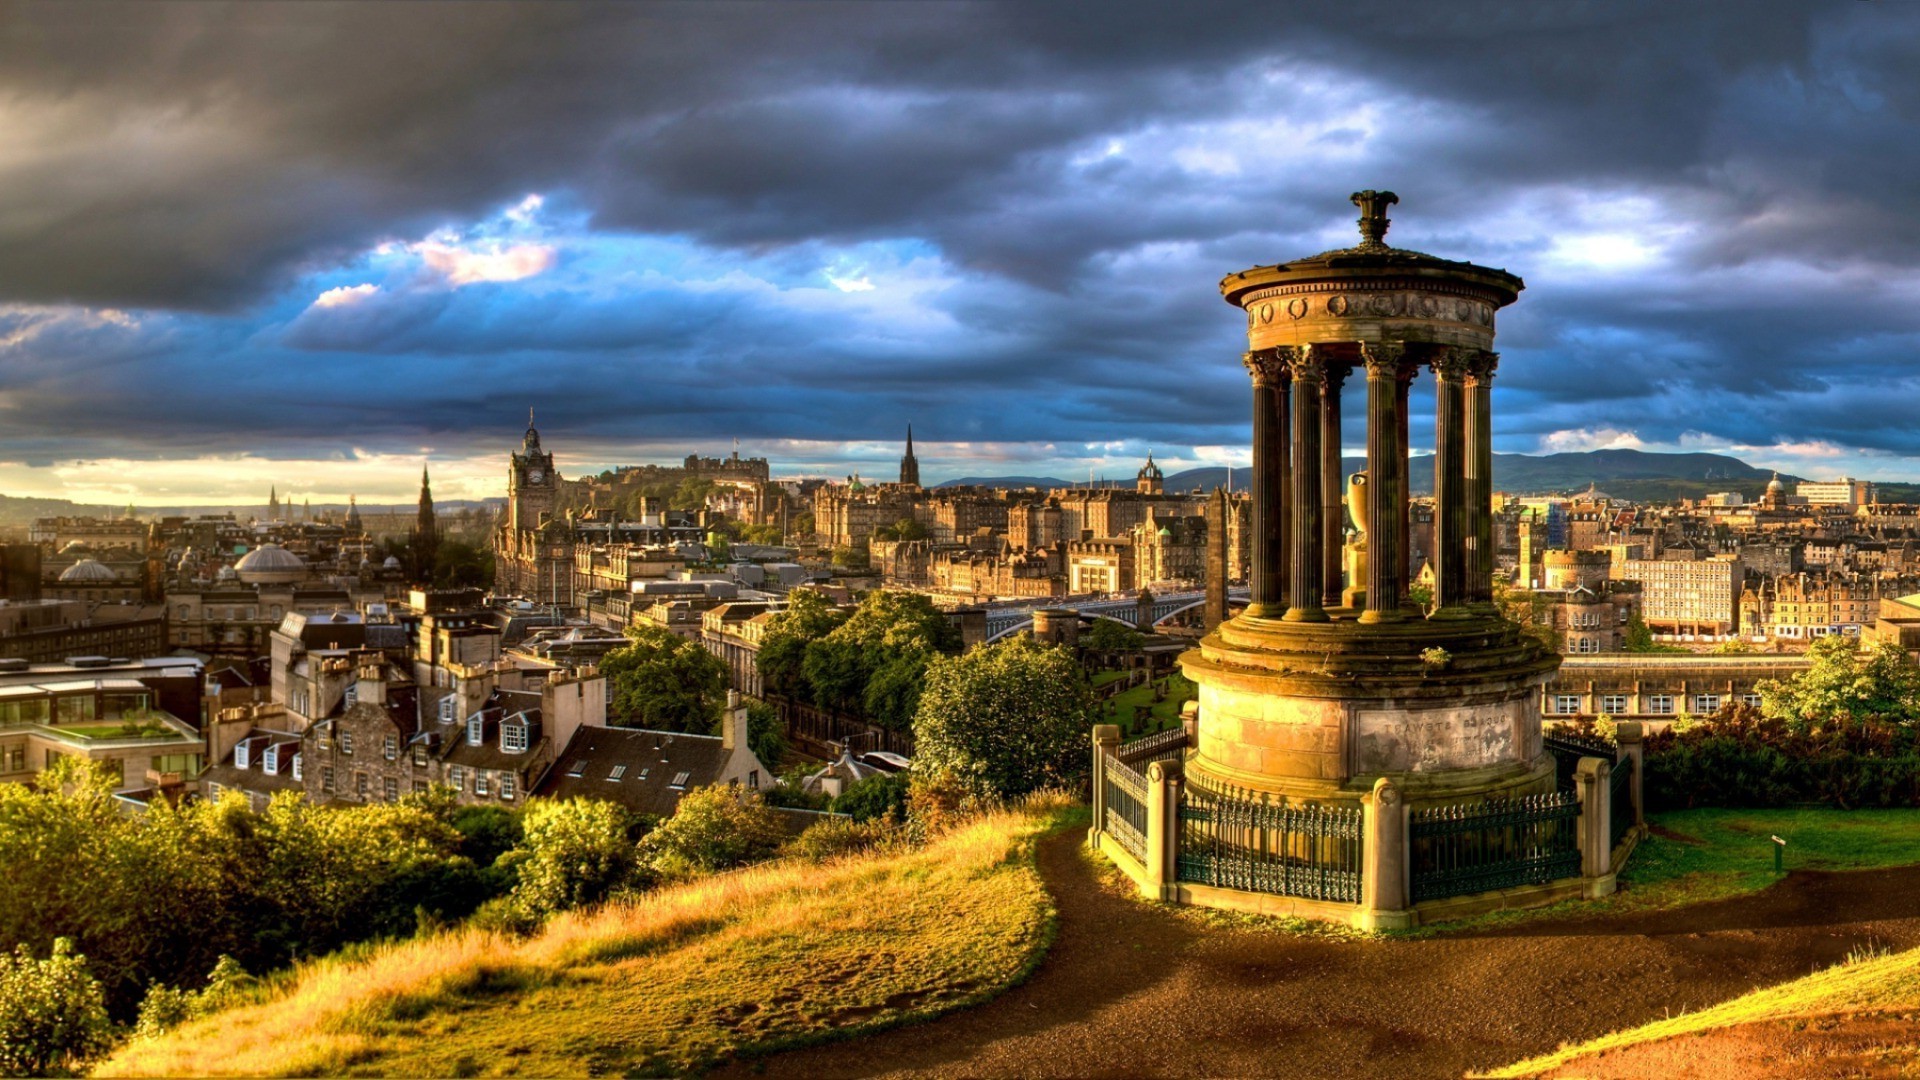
[938,450,1795,501]
[936,475,1075,490]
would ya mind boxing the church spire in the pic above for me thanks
[899,423,921,488]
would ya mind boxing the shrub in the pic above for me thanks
[133,955,253,1040]
[830,772,911,822]
[0,938,114,1077]
[912,634,1095,801]
[502,799,643,923]
[1645,704,1920,810]
[784,815,901,863]
[638,787,785,879]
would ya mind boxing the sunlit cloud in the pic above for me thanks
[416,242,557,285]
[1539,428,1645,453]
[312,283,379,308]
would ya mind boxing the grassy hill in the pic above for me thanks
[1481,944,1920,1078]
[101,797,1075,1078]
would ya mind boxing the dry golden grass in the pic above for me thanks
[101,794,1076,1078]
[1480,942,1920,1078]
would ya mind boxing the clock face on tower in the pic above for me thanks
[528,469,545,484]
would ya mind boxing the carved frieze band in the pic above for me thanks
[1243,289,1496,330]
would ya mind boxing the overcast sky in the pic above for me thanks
[1,1,1917,505]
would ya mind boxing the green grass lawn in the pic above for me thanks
[51,720,174,740]
[1101,673,1196,736]
[1089,669,1130,690]
[1401,806,1920,936]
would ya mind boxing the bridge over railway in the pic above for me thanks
[982,588,1250,643]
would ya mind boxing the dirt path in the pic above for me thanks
[716,830,1920,1080]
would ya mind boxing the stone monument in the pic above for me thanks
[1181,190,1560,809]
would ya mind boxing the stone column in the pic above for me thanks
[1396,358,1417,611]
[1204,487,1227,630]
[1574,756,1617,896]
[1244,351,1292,618]
[1147,757,1186,902]
[1359,343,1407,624]
[1464,351,1498,610]
[1089,724,1120,847]
[1285,346,1328,622]
[1616,721,1645,827]
[1430,347,1472,618]
[1360,776,1412,930]
[1321,360,1348,605]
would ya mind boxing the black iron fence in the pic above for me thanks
[1544,729,1618,790]
[1408,791,1581,903]
[1176,784,1364,903]
[1119,727,1189,768]
[1610,753,1636,849]
[1102,752,1149,863]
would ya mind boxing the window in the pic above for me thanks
[747,770,759,790]
[4,746,24,772]
[475,772,489,796]
[341,731,355,755]
[234,741,251,769]
[344,684,357,707]
[1574,638,1600,654]
[413,780,428,794]
[291,753,302,782]
[1552,695,1582,715]
[608,765,627,781]
[449,765,465,789]
[1600,694,1629,715]
[262,746,278,773]
[669,771,691,789]
[501,722,528,754]
[412,742,428,767]
[1693,694,1721,715]
[1742,693,1763,707]
[1646,694,1675,715]
[321,766,334,793]
[467,716,484,746]
[500,775,515,800]
[566,760,586,778]
[384,776,398,801]
[439,696,457,723]
[355,772,369,797]
[383,735,397,761]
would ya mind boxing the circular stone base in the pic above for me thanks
[1178,608,1561,808]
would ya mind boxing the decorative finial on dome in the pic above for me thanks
[1350,189,1399,250]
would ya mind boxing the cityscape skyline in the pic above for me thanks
[2,3,1917,503]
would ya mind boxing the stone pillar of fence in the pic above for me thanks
[1181,700,1200,747]
[1573,756,1616,897]
[1147,757,1185,902]
[1360,776,1412,930]
[1090,725,1121,846]
[1615,721,1646,827]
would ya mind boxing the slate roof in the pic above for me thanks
[534,726,733,818]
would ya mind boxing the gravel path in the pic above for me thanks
[719,831,1920,1079]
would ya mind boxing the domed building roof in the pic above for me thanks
[58,558,119,583]
[1766,471,1786,496]
[382,555,403,570]
[234,543,307,585]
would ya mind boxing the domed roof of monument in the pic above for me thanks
[1767,472,1786,495]
[234,543,306,584]
[1220,190,1524,308]
[59,558,119,583]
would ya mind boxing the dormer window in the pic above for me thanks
[566,760,586,778]
[315,723,331,750]
[344,684,357,707]
[669,771,690,789]
[291,753,302,782]
[608,765,627,781]
[233,742,251,769]
[467,716,484,746]
[501,721,529,754]
[438,696,457,723]
[262,746,279,774]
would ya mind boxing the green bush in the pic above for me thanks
[912,634,1095,801]
[638,787,785,879]
[501,799,644,922]
[0,938,113,1077]
[830,772,910,822]
[783,815,900,863]
[1646,704,1920,810]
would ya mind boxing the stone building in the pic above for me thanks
[493,416,572,605]
[1614,555,1742,638]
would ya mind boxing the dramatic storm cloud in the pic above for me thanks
[0,0,1916,501]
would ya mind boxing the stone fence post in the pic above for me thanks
[1147,757,1185,902]
[1360,776,1412,930]
[1615,721,1646,827]
[1181,700,1200,747]
[1574,756,1616,897]
[1090,724,1120,846]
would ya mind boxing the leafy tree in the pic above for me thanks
[500,799,641,922]
[1620,612,1683,654]
[757,589,847,700]
[600,624,729,733]
[802,591,963,729]
[873,517,928,542]
[733,701,788,768]
[830,545,870,569]
[0,938,113,1077]
[431,538,494,589]
[791,511,815,538]
[1493,580,1559,651]
[671,477,716,511]
[913,634,1096,800]
[1083,619,1144,652]
[741,524,784,545]
[637,787,785,878]
[1758,635,1920,729]
[830,772,911,822]
[133,955,253,1041]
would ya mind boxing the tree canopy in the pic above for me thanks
[600,624,730,733]
[760,590,963,730]
[1758,635,1920,729]
[912,634,1095,800]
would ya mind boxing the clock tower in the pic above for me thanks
[509,410,557,533]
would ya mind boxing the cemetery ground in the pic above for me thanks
[725,805,1920,1080]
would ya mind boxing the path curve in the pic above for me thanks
[718,830,1920,1079]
